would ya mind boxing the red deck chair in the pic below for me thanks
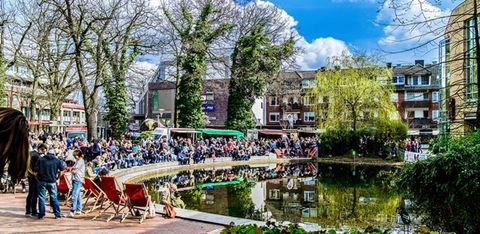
[122,183,155,224]
[92,176,127,222]
[82,177,108,213]
[57,173,72,206]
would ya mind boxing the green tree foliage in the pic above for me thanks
[310,54,397,132]
[227,180,256,218]
[320,119,406,157]
[225,24,294,132]
[164,2,233,128]
[397,131,480,233]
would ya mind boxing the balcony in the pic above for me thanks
[407,118,437,129]
[281,102,302,111]
[404,100,430,108]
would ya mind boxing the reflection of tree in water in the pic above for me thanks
[181,185,203,210]
[311,165,401,228]
[227,181,256,218]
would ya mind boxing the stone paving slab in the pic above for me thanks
[0,192,222,234]
[154,204,264,226]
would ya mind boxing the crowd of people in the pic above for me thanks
[16,130,320,219]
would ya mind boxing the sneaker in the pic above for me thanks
[69,211,75,218]
[38,216,44,220]
[25,213,31,217]
[74,211,82,215]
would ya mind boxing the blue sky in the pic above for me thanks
[267,0,459,67]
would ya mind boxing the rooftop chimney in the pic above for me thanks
[386,62,392,68]
[415,60,425,66]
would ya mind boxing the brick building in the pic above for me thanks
[390,61,440,135]
[140,79,231,127]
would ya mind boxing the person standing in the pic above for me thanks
[69,150,85,217]
[25,143,47,217]
[35,148,65,219]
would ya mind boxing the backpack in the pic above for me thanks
[164,204,176,218]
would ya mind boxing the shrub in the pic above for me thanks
[397,131,480,233]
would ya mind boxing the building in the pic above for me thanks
[2,66,86,133]
[442,0,479,135]
[390,61,440,136]
[137,59,265,128]
[264,71,317,129]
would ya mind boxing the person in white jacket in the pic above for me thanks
[69,150,85,217]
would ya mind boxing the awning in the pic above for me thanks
[298,129,325,134]
[197,129,244,139]
[258,129,285,136]
[28,120,52,126]
[169,128,200,134]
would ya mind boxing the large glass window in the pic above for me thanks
[152,90,159,111]
[303,96,314,106]
[466,17,478,101]
[392,76,405,85]
[269,97,279,106]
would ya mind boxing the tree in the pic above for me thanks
[225,24,294,132]
[310,54,398,132]
[163,0,233,128]
[99,0,156,139]
[397,131,480,233]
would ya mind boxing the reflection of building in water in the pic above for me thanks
[265,177,317,222]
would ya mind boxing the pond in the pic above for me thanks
[142,163,404,229]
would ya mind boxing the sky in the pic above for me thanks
[264,0,459,69]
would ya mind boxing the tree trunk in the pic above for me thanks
[473,0,480,129]
[85,107,97,141]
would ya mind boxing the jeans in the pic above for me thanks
[38,181,61,218]
[70,180,82,212]
[25,177,38,215]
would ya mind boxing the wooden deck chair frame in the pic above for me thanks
[92,176,127,222]
[82,177,108,214]
[121,183,155,224]
[57,173,72,206]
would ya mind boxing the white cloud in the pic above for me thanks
[296,37,351,70]
[377,0,450,48]
[256,0,351,70]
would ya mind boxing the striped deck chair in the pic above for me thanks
[92,176,127,222]
[122,183,155,224]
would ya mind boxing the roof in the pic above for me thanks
[393,64,438,76]
[197,129,244,138]
[169,128,200,134]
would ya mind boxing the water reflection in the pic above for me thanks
[142,163,402,228]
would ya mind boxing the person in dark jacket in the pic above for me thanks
[25,143,47,217]
[35,149,65,219]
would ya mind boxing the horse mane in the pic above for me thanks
[0,108,30,183]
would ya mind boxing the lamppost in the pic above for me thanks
[157,108,165,126]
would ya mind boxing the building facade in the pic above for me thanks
[390,61,440,135]
[2,66,86,133]
[442,0,479,135]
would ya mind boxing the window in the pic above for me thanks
[390,93,398,102]
[408,76,429,86]
[423,110,429,118]
[304,191,315,202]
[304,96,314,106]
[321,96,329,103]
[466,17,478,101]
[152,90,159,112]
[392,76,405,84]
[269,97,279,106]
[406,92,424,101]
[73,111,80,123]
[304,112,315,122]
[201,93,214,101]
[432,110,441,120]
[432,91,440,103]
[269,189,280,200]
[63,111,71,122]
[269,112,280,122]
[408,110,428,118]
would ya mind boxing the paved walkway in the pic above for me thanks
[0,192,222,234]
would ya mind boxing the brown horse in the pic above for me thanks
[0,108,30,183]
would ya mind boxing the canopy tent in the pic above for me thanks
[197,128,244,139]
[198,177,244,188]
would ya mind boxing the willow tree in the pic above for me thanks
[164,1,233,128]
[225,24,294,132]
[311,55,397,132]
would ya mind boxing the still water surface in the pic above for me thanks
[142,163,402,228]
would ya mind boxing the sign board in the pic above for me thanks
[66,126,87,132]
[202,104,215,112]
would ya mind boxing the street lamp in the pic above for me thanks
[157,108,165,126]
